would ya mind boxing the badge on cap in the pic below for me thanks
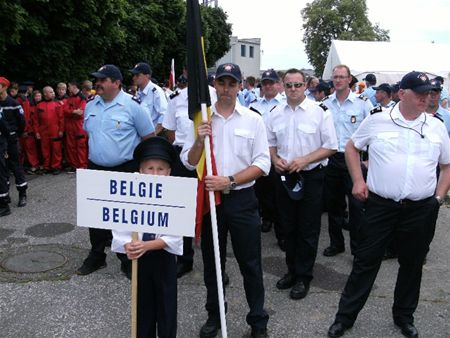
[351,116,356,124]
[224,64,233,71]
[419,74,428,83]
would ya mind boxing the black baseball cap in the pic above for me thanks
[311,81,330,93]
[373,83,392,95]
[280,172,304,201]
[400,71,433,93]
[364,73,377,84]
[129,62,152,75]
[133,137,177,166]
[215,63,242,82]
[430,79,442,91]
[91,64,123,81]
[261,69,279,82]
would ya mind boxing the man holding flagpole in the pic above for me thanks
[181,63,270,338]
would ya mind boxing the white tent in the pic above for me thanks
[322,40,450,88]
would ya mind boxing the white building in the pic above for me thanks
[214,36,261,79]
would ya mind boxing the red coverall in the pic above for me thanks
[17,96,40,168]
[64,92,87,168]
[34,100,64,171]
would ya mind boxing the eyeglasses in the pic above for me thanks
[284,82,305,89]
[332,75,348,80]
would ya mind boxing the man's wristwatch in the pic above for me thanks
[436,196,444,206]
[228,176,237,190]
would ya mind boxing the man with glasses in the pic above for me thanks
[322,65,373,258]
[328,71,450,338]
[266,68,337,300]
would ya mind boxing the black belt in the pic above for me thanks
[369,192,433,206]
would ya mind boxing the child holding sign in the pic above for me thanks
[111,137,183,338]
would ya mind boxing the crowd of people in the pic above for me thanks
[1,62,450,338]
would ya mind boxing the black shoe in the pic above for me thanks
[394,321,418,338]
[323,246,345,257]
[176,263,193,278]
[223,272,230,287]
[261,219,272,233]
[290,280,309,300]
[76,258,106,275]
[276,273,296,290]
[328,321,352,337]
[18,195,27,207]
[52,169,61,175]
[277,239,286,252]
[251,327,268,338]
[0,206,11,217]
[199,316,220,338]
[382,250,397,260]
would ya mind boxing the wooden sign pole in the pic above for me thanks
[131,231,138,338]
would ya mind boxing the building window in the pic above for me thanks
[241,44,246,57]
[249,46,254,58]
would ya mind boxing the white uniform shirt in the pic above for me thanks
[266,98,338,170]
[138,81,168,126]
[181,103,271,189]
[249,93,285,123]
[111,230,183,256]
[352,104,450,201]
[163,87,217,147]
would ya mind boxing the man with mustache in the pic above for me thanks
[76,64,155,276]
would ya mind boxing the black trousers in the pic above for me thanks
[137,249,177,338]
[335,193,440,326]
[87,160,138,263]
[0,143,9,204]
[276,166,324,283]
[172,145,196,266]
[324,153,364,253]
[201,187,269,329]
[7,137,27,193]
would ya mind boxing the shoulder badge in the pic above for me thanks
[358,94,368,101]
[370,106,383,115]
[270,105,277,112]
[433,114,444,123]
[152,87,157,93]
[132,96,141,104]
[169,91,179,100]
[319,103,328,111]
[321,95,330,102]
[250,98,257,104]
[249,106,261,116]
[87,95,96,103]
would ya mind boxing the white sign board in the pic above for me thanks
[77,169,197,237]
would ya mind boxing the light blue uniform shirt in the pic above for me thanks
[243,88,257,107]
[362,86,377,106]
[323,91,373,152]
[249,93,286,123]
[137,81,167,127]
[435,106,450,138]
[84,91,155,167]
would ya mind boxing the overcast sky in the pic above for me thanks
[217,0,450,70]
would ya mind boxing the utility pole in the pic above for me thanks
[202,0,218,7]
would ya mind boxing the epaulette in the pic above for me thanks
[370,106,383,115]
[250,98,257,104]
[152,87,157,93]
[169,91,179,100]
[434,114,444,123]
[321,95,330,102]
[358,94,368,101]
[270,105,277,112]
[249,106,261,115]
[132,96,141,104]
[319,103,328,111]
[87,95,96,103]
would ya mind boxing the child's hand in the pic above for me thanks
[124,240,147,260]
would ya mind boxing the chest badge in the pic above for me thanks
[351,115,356,124]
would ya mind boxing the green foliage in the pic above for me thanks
[301,0,390,75]
[0,0,231,87]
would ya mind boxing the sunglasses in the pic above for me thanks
[284,82,305,89]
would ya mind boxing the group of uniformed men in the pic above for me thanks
[1,61,449,338]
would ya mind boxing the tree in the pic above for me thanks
[0,0,231,86]
[301,0,389,76]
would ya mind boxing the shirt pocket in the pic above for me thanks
[375,131,400,153]
[84,113,96,133]
[233,128,255,160]
[343,110,364,127]
[105,114,130,135]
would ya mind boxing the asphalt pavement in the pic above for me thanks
[0,172,449,338]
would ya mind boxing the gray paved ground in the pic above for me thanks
[0,172,449,338]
